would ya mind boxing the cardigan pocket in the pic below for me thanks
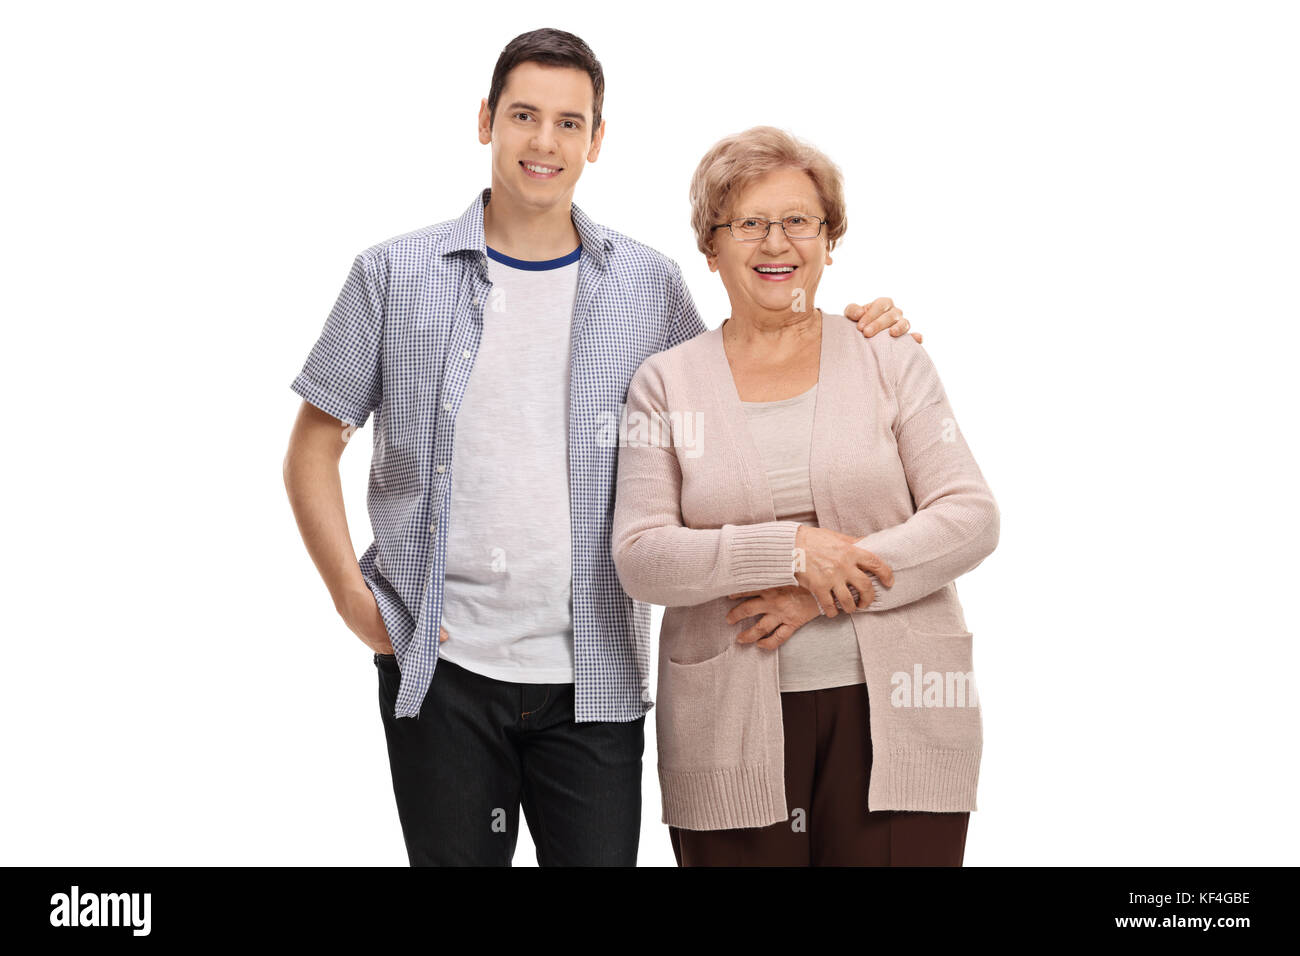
[874,625,983,752]
[658,643,769,773]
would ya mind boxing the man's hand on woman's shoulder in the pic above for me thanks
[843,298,923,344]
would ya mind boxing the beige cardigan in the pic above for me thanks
[611,313,999,831]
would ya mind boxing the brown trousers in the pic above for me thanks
[669,681,970,866]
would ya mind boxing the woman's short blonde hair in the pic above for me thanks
[689,125,847,256]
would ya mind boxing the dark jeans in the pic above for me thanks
[669,681,970,866]
[374,652,645,866]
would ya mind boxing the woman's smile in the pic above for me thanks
[753,263,799,281]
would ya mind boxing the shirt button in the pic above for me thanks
[436,464,446,474]
[461,349,471,359]
[442,402,452,412]
[428,519,438,533]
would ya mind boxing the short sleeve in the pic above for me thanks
[661,262,708,350]
[290,250,386,428]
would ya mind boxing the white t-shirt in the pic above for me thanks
[437,243,581,683]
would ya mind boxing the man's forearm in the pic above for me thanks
[282,451,369,611]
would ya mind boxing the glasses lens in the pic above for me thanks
[782,216,822,238]
[731,218,768,240]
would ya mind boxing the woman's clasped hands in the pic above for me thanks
[726,526,894,649]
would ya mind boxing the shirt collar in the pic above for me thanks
[441,186,612,270]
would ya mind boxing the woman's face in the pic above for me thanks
[706,167,831,321]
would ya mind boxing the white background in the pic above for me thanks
[3,0,1297,866]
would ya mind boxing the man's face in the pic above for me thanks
[478,61,605,211]
[707,167,831,318]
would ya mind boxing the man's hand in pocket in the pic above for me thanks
[337,584,395,655]
[338,585,451,655]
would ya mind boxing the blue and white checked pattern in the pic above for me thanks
[291,188,706,720]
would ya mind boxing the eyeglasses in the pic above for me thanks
[710,215,827,242]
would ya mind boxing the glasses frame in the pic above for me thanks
[710,215,828,242]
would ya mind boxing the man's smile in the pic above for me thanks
[520,161,563,179]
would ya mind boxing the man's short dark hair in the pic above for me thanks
[487,29,605,139]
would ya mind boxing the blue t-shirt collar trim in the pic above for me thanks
[485,243,582,270]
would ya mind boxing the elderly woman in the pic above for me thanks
[611,126,999,867]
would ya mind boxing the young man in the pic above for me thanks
[282,28,918,867]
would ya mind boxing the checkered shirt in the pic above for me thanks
[290,188,706,720]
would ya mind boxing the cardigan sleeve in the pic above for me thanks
[611,359,801,607]
[851,334,1000,611]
